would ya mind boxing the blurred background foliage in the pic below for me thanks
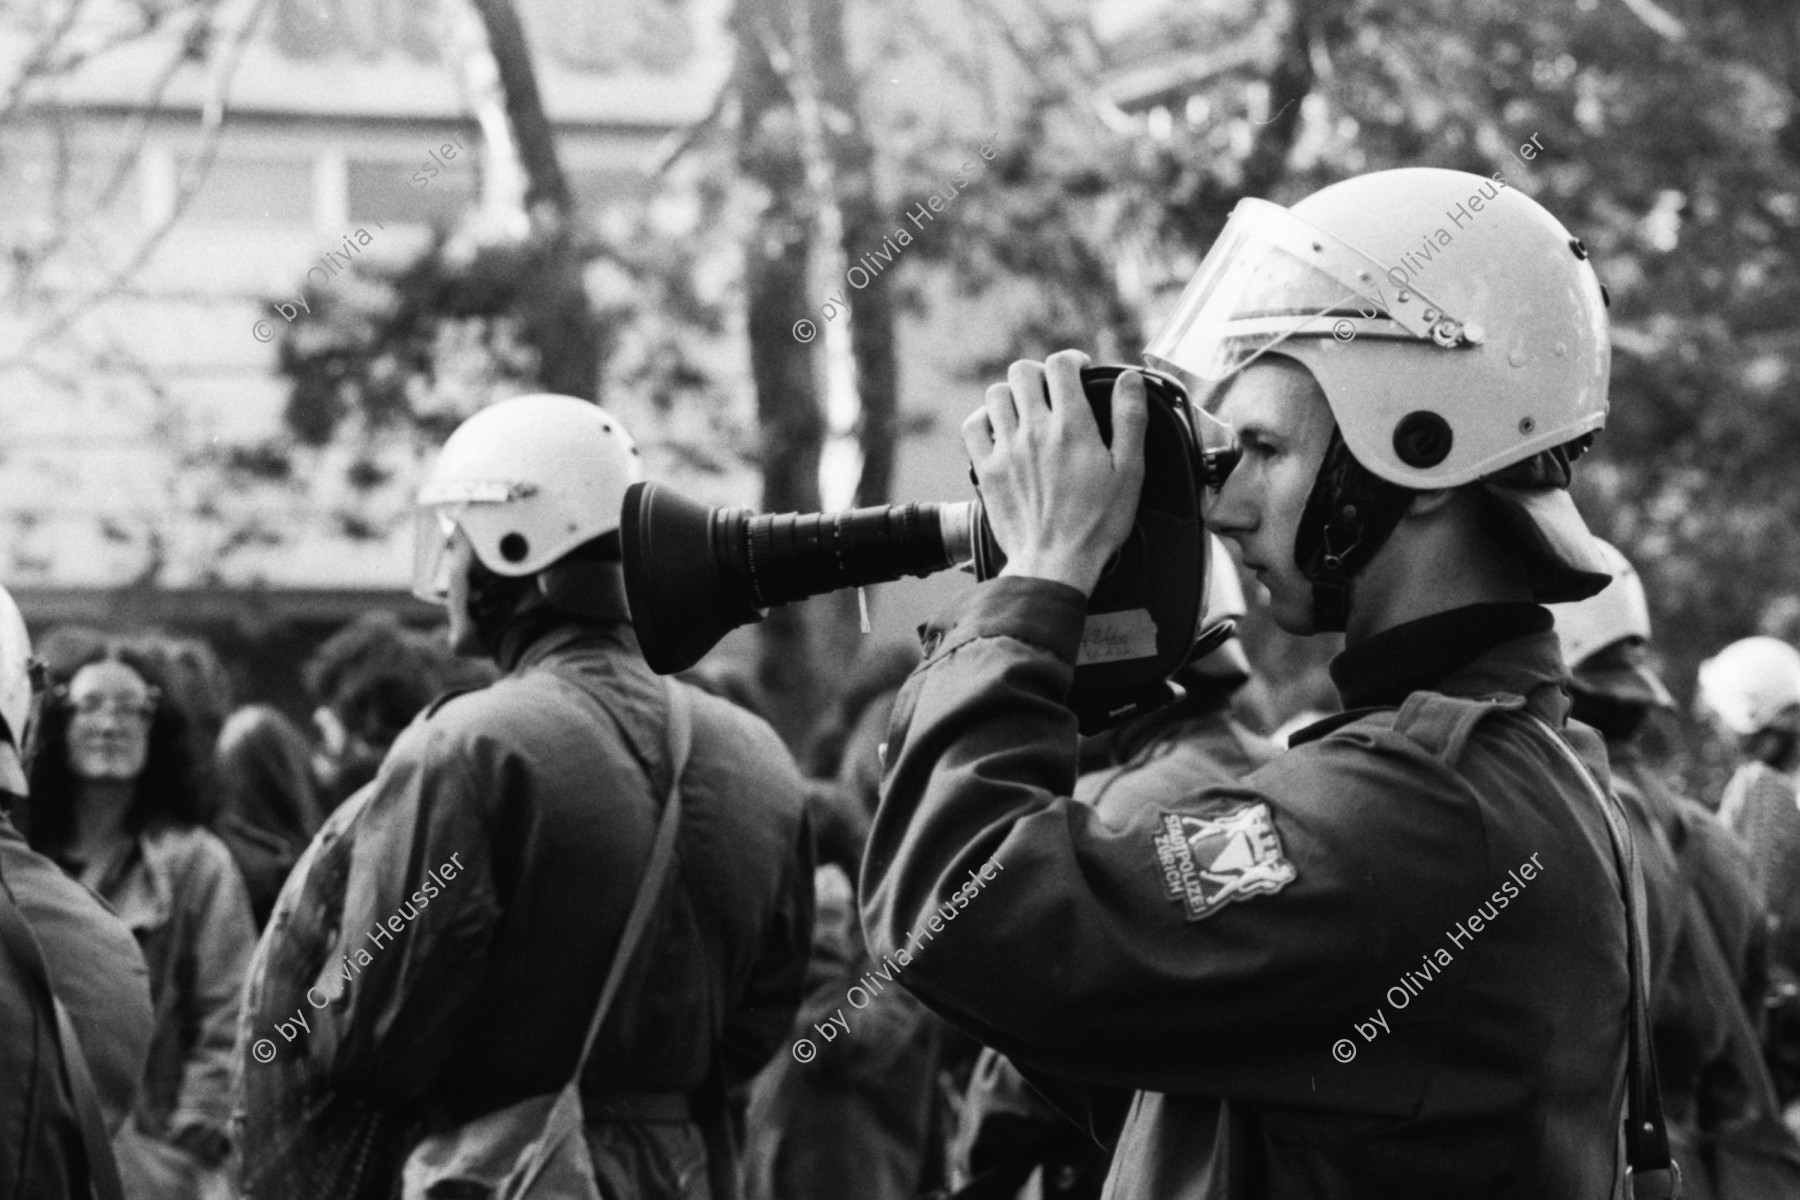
[50,0,1795,781]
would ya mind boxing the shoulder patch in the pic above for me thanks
[1152,801,1297,922]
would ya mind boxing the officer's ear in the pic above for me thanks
[1404,486,1459,518]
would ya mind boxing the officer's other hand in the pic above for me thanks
[961,350,1147,597]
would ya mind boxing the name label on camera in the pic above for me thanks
[1077,609,1159,665]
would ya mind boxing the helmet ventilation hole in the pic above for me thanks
[1519,416,1536,434]
[500,533,530,562]
[1393,411,1453,468]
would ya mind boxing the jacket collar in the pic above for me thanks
[501,616,639,677]
[100,827,177,935]
[503,619,671,790]
[1292,604,1572,746]
[1330,602,1559,711]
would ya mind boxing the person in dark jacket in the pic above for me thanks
[741,641,949,1200]
[862,169,1655,1198]
[1552,540,1788,1197]
[307,394,813,1200]
[954,540,1277,1200]
[27,640,257,1200]
[0,582,154,1197]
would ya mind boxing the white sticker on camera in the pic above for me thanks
[1077,609,1159,665]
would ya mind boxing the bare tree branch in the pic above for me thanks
[0,0,268,372]
[0,0,93,128]
[651,83,730,179]
[1616,0,1686,42]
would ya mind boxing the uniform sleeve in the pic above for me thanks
[717,774,816,1090]
[0,823,153,1133]
[859,577,1475,1104]
[324,721,503,1101]
[169,836,258,1141]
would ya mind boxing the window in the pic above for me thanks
[348,156,476,227]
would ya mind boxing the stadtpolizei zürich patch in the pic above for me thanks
[1153,802,1297,922]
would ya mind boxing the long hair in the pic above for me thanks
[217,704,323,846]
[25,641,215,854]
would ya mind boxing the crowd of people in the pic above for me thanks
[2,166,1800,1200]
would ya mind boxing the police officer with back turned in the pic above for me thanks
[319,395,814,1200]
[861,168,1665,1197]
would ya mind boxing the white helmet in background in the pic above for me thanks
[0,585,37,796]
[1697,636,1800,736]
[1192,535,1252,680]
[413,394,644,602]
[1547,540,1673,708]
[1147,167,1612,628]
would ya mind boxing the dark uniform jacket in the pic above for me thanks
[0,807,153,1134]
[958,703,1280,1200]
[1610,744,1775,1197]
[323,619,814,1200]
[1,802,156,1200]
[862,580,1635,1200]
[743,690,946,1200]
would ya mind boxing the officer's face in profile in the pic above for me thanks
[1206,358,1337,635]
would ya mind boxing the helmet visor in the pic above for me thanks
[1144,198,1461,409]
[411,508,460,604]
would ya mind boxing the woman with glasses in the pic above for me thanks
[25,641,256,1200]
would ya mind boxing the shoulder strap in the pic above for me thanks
[569,678,694,1083]
[1677,877,1787,1120]
[1393,691,1522,768]
[1521,713,1679,1200]
[0,880,125,1200]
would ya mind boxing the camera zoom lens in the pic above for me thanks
[741,503,958,609]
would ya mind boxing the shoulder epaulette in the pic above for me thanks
[421,682,488,720]
[1392,691,1524,769]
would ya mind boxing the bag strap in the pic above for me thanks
[1684,884,1787,1119]
[569,678,694,1084]
[0,876,126,1200]
[1523,714,1679,1199]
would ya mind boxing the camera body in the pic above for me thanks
[970,366,1210,730]
[620,365,1237,733]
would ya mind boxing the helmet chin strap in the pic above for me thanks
[1293,429,1417,634]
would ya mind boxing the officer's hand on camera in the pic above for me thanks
[961,349,1147,597]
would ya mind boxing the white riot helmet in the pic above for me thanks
[414,394,644,603]
[1547,540,1673,708]
[1147,167,1613,628]
[0,585,40,796]
[1697,637,1800,737]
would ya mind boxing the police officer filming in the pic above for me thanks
[856,168,1676,1198]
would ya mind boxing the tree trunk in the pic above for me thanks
[735,0,831,745]
[467,0,599,400]
[807,0,900,676]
